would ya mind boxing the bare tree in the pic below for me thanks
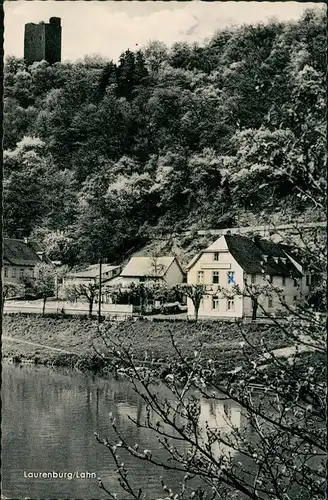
[149,253,166,279]
[92,229,326,500]
[64,283,98,317]
[174,283,207,322]
[23,263,56,314]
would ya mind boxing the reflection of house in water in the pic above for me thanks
[115,395,245,460]
[200,399,241,429]
[115,402,139,421]
[198,400,244,459]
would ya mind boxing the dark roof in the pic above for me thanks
[278,243,303,265]
[225,235,303,278]
[4,239,43,266]
[27,240,44,254]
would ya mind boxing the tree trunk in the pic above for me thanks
[98,258,102,324]
[252,298,258,321]
[88,299,93,318]
[42,297,47,315]
[194,301,199,323]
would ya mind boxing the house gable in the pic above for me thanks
[187,239,244,289]
[163,257,185,286]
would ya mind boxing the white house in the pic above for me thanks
[186,235,311,320]
[110,256,185,287]
[63,263,122,288]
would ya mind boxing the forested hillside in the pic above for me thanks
[4,9,326,266]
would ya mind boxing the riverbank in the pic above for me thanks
[2,314,293,378]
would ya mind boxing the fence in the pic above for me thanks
[3,300,133,318]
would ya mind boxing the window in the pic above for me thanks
[212,296,219,310]
[197,271,204,284]
[227,271,236,285]
[306,275,310,286]
[212,271,219,284]
[251,274,256,284]
[311,275,317,286]
[139,277,146,282]
[12,268,16,278]
[227,298,235,311]
[293,278,298,287]
[213,252,219,261]
[199,299,204,310]
[269,275,273,284]
[20,269,24,278]
[293,296,298,304]
[268,297,273,308]
[30,268,34,278]
[282,276,286,286]
[4,267,8,278]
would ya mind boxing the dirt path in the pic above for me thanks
[2,336,79,355]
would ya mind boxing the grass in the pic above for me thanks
[2,314,98,360]
[101,319,292,372]
[2,314,292,376]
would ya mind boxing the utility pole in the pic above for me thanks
[55,268,59,314]
[98,257,102,323]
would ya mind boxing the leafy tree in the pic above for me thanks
[2,9,325,263]
[4,137,50,237]
[116,50,148,100]
[98,61,117,95]
[2,282,25,305]
[3,97,38,149]
[23,263,56,314]
[31,229,79,268]
[143,41,169,74]
[4,136,78,238]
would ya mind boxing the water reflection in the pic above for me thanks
[2,363,244,499]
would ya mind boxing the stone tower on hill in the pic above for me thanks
[24,17,62,65]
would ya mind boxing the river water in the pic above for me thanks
[2,363,243,499]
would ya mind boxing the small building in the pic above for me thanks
[3,238,46,284]
[186,235,310,320]
[63,264,122,288]
[110,256,184,287]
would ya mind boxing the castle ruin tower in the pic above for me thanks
[24,17,62,65]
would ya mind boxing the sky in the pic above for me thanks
[4,1,326,62]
